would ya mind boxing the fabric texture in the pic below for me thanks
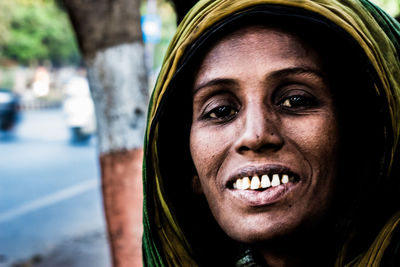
[142,1,400,266]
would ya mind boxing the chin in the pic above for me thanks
[221,207,330,246]
[222,215,294,243]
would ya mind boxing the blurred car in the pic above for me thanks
[0,89,19,131]
[62,75,96,141]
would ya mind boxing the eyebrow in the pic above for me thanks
[192,78,237,95]
[192,66,325,94]
[269,67,325,80]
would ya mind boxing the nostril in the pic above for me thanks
[234,119,284,153]
[239,146,250,152]
[238,142,283,154]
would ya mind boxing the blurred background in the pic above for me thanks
[0,0,176,266]
[0,0,398,266]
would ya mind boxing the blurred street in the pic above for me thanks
[0,108,111,267]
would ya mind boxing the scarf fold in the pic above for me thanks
[335,210,400,267]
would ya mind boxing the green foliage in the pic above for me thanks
[0,0,80,66]
[372,0,400,16]
[154,1,177,70]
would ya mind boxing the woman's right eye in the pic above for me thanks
[206,105,238,120]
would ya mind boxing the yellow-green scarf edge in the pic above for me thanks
[143,1,400,266]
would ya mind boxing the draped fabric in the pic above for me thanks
[142,1,400,266]
[334,211,400,267]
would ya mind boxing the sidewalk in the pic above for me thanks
[12,232,112,267]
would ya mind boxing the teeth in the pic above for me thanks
[250,176,261,189]
[242,177,250,190]
[271,174,280,187]
[261,175,271,188]
[236,178,242,190]
[281,174,289,184]
[233,173,293,190]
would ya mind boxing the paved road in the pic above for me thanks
[0,109,111,266]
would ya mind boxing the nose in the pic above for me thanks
[234,105,284,154]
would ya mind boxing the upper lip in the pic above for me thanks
[225,164,299,187]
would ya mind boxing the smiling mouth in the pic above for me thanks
[230,173,299,191]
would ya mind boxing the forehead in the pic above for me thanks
[211,25,307,53]
[195,25,322,83]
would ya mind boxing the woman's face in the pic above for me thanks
[190,25,340,243]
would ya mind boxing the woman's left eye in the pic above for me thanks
[280,95,315,109]
[207,106,237,119]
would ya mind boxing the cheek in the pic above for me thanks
[284,113,340,199]
[287,114,339,158]
[287,114,339,199]
[189,125,234,190]
[190,126,222,177]
[281,115,339,221]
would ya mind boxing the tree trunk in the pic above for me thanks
[62,1,147,266]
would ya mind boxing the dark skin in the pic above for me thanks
[190,25,340,266]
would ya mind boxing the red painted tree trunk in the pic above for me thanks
[101,149,143,267]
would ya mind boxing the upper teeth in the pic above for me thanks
[233,174,291,190]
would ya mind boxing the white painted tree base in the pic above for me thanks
[86,42,148,154]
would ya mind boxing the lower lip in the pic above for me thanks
[230,183,296,206]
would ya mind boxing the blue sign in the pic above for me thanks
[141,14,162,44]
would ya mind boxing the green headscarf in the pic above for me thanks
[142,1,400,266]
